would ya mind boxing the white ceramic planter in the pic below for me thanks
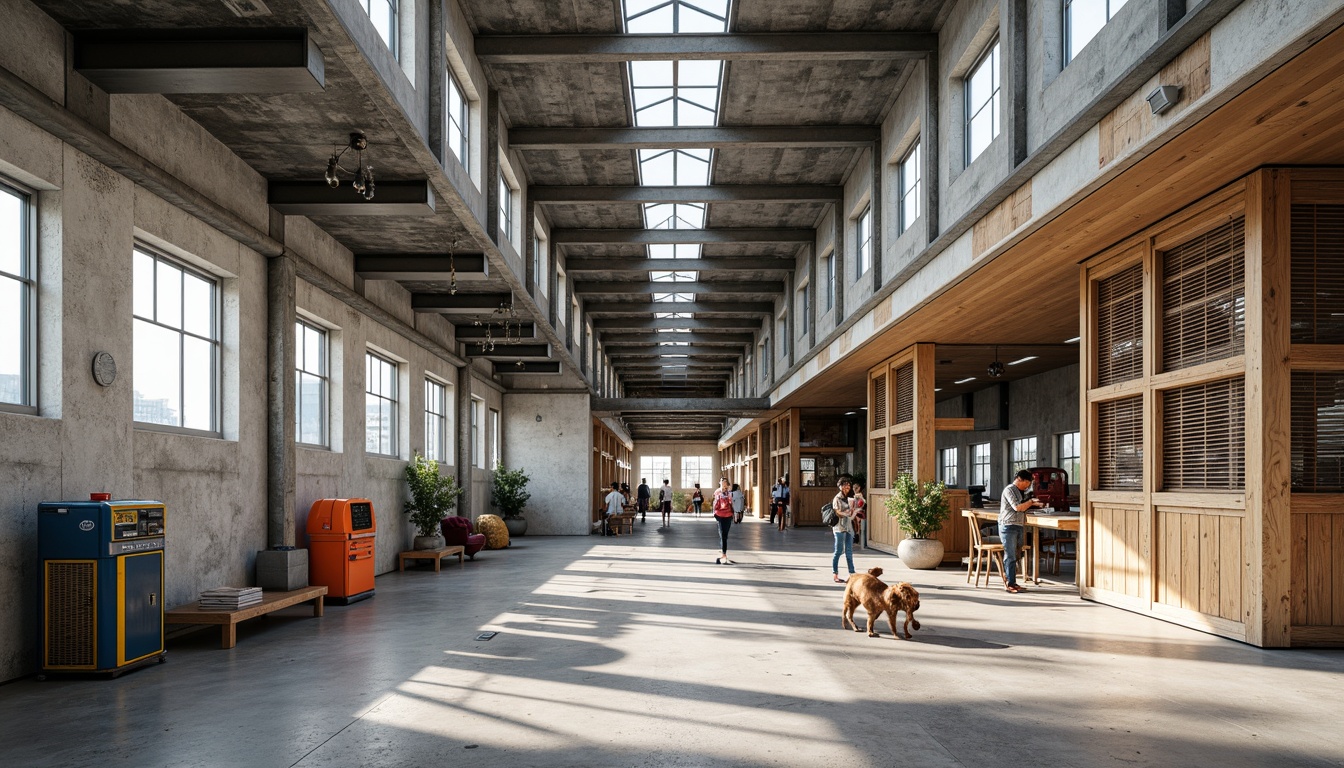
[897,537,945,569]
[414,534,446,550]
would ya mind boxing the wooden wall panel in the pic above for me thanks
[1098,33,1211,168]
[972,182,1033,257]
[1154,508,1245,622]
[1220,515,1243,622]
[1090,504,1146,599]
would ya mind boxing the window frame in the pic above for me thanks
[424,377,450,464]
[296,319,329,448]
[132,243,222,436]
[364,350,399,458]
[1057,431,1081,486]
[360,0,399,60]
[681,455,714,489]
[446,68,470,173]
[489,407,501,467]
[1009,435,1038,475]
[0,179,36,412]
[964,38,1001,166]
[1064,0,1130,65]
[797,281,810,337]
[822,252,835,311]
[856,206,872,278]
[898,141,921,234]
[498,173,516,248]
[971,442,992,489]
[940,446,959,486]
[471,396,485,469]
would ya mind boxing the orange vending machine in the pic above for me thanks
[306,498,376,604]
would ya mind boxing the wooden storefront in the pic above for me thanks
[1080,168,1344,647]
[591,419,632,531]
[720,428,761,516]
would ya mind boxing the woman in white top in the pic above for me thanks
[831,476,856,583]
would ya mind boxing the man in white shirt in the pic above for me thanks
[603,481,626,536]
[658,479,673,526]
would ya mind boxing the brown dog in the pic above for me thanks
[841,567,921,639]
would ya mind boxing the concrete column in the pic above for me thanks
[833,206,846,319]
[456,365,474,516]
[426,0,445,163]
[870,142,883,292]
[485,87,501,246]
[266,251,297,547]
[524,199,537,293]
[923,55,940,243]
[1005,0,1029,166]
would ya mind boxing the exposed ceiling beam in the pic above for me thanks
[553,228,813,245]
[463,343,552,359]
[584,301,774,315]
[494,361,561,375]
[601,333,754,345]
[529,185,841,204]
[74,28,325,93]
[593,317,761,331]
[474,32,937,63]
[574,281,784,295]
[567,257,794,273]
[411,293,515,313]
[355,254,488,281]
[607,348,741,359]
[510,126,877,150]
[269,181,436,216]
[594,398,766,413]
[457,323,536,340]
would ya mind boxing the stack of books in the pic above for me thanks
[200,587,263,610]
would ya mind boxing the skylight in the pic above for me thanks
[654,292,694,303]
[659,341,690,347]
[651,271,697,282]
[623,1,729,35]
[649,244,701,259]
[643,203,705,229]
[656,327,692,333]
[630,61,723,126]
[655,312,691,319]
[638,148,711,186]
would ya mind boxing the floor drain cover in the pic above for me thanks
[475,632,497,641]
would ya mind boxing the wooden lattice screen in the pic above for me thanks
[1097,264,1144,386]
[872,437,888,489]
[872,372,888,431]
[1097,396,1143,490]
[1290,204,1344,344]
[1161,218,1246,371]
[1162,378,1246,490]
[1291,372,1344,492]
[894,363,914,423]
[894,432,914,479]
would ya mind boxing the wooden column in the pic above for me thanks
[912,343,937,483]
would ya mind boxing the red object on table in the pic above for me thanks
[1026,467,1071,513]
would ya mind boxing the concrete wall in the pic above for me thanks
[502,393,592,535]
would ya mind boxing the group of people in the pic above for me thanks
[828,476,867,583]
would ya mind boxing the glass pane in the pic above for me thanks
[0,277,22,404]
[626,4,674,33]
[299,371,324,445]
[630,60,674,86]
[372,0,395,51]
[1068,0,1108,61]
[134,319,181,426]
[0,189,21,276]
[380,358,397,396]
[639,150,676,185]
[182,335,213,431]
[182,271,213,338]
[678,60,722,87]
[365,393,381,452]
[634,98,676,126]
[133,250,155,319]
[155,260,183,329]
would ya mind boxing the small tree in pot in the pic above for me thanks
[404,453,464,550]
[884,474,951,569]
[491,464,532,537]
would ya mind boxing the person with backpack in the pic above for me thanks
[636,478,651,522]
[712,477,736,564]
[829,476,857,583]
[691,484,704,516]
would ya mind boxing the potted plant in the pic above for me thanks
[491,464,532,537]
[884,474,951,569]
[404,453,464,550]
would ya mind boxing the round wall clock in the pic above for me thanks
[92,351,117,387]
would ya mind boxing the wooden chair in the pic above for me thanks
[965,511,1006,587]
[1040,532,1077,574]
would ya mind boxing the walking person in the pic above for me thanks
[659,479,673,526]
[778,479,791,532]
[1000,469,1043,593]
[730,482,746,523]
[691,484,704,516]
[636,478,651,523]
[711,477,737,563]
[769,478,785,525]
[850,481,867,548]
[830,476,856,583]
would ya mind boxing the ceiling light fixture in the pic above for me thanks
[954,377,976,385]
[987,346,1004,378]
[1064,336,1081,344]
[1007,356,1037,366]
[324,131,376,200]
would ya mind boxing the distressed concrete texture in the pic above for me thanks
[502,392,593,535]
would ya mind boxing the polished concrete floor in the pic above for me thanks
[2,515,1343,767]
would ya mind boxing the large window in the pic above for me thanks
[490,408,501,467]
[940,447,959,486]
[823,252,835,311]
[471,397,485,468]
[359,0,398,59]
[798,282,810,336]
[425,378,449,463]
[296,320,328,447]
[1057,432,1081,486]
[681,455,714,489]
[898,142,921,234]
[498,174,516,248]
[365,352,398,456]
[971,443,992,488]
[1065,0,1130,64]
[965,40,1000,165]
[1,181,34,409]
[777,314,788,358]
[640,455,673,485]
[1010,436,1038,475]
[133,246,219,433]
[446,70,470,172]
[856,206,872,278]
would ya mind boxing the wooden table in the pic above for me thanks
[166,585,327,649]
[398,545,466,572]
[962,508,1081,584]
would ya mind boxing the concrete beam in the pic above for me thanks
[567,257,794,273]
[269,181,436,216]
[530,185,841,204]
[593,317,760,331]
[74,28,325,93]
[554,228,813,245]
[456,323,536,340]
[575,281,784,295]
[463,343,553,359]
[594,398,763,412]
[355,254,489,281]
[607,348,741,359]
[510,126,878,150]
[474,32,937,63]
[585,301,774,314]
[601,333,754,345]
[494,361,561,375]
[412,293,514,313]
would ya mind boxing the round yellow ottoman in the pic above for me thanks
[475,514,510,549]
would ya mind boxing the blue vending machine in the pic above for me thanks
[38,495,166,677]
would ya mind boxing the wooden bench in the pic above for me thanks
[607,512,636,535]
[397,544,466,572]
[166,585,327,650]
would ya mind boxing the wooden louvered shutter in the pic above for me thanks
[1161,218,1246,371]
[1097,265,1144,386]
[1097,396,1143,490]
[872,372,888,431]
[894,432,914,479]
[894,363,914,423]
[1291,372,1344,492]
[1162,379,1245,490]
[872,437,888,489]
[1290,204,1344,344]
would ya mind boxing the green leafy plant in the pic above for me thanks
[884,474,951,539]
[672,490,689,512]
[404,453,464,537]
[491,464,532,518]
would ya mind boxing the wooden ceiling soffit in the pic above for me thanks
[74,28,325,93]
[269,181,435,216]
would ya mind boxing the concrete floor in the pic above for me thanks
[2,516,1343,768]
